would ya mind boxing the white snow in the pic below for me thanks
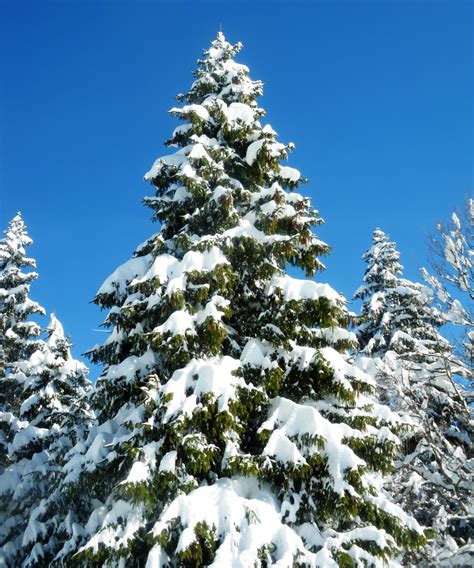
[154,296,229,337]
[161,356,243,421]
[97,255,152,297]
[123,461,148,484]
[80,500,145,557]
[263,430,306,465]
[154,310,194,336]
[240,338,273,369]
[132,247,228,293]
[187,143,210,161]
[224,102,254,125]
[171,104,209,121]
[245,139,265,165]
[279,166,301,183]
[314,327,357,344]
[266,274,343,304]
[211,185,230,202]
[148,476,313,567]
[121,442,162,485]
[158,451,177,473]
[262,124,276,135]
[259,397,365,494]
[321,346,372,389]
[195,295,230,325]
[258,200,298,220]
[144,153,186,180]
[222,219,290,244]
[102,348,156,384]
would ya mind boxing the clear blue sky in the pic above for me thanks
[1,1,472,378]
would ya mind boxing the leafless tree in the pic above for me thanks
[423,198,473,374]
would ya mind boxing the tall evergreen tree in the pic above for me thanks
[353,228,403,356]
[62,34,424,567]
[354,229,473,566]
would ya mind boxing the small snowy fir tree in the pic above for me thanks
[62,34,424,567]
[0,213,44,471]
[0,213,44,375]
[354,229,473,566]
[353,229,403,356]
[0,212,45,564]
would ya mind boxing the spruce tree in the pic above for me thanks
[63,34,424,567]
[354,229,473,566]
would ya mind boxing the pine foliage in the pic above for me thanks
[354,228,403,356]
[0,213,44,377]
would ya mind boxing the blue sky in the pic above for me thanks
[1,1,472,377]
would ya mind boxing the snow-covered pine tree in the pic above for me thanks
[0,212,46,564]
[353,229,403,356]
[0,213,44,376]
[62,33,424,567]
[354,228,473,566]
[0,313,92,567]
[0,212,44,471]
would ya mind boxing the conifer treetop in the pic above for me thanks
[179,31,261,107]
[0,212,45,375]
[138,31,327,280]
[354,228,403,300]
[354,227,457,358]
[0,212,37,276]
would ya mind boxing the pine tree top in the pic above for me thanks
[354,228,455,358]
[176,31,261,107]
[0,212,44,374]
[0,212,36,273]
[354,228,403,300]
